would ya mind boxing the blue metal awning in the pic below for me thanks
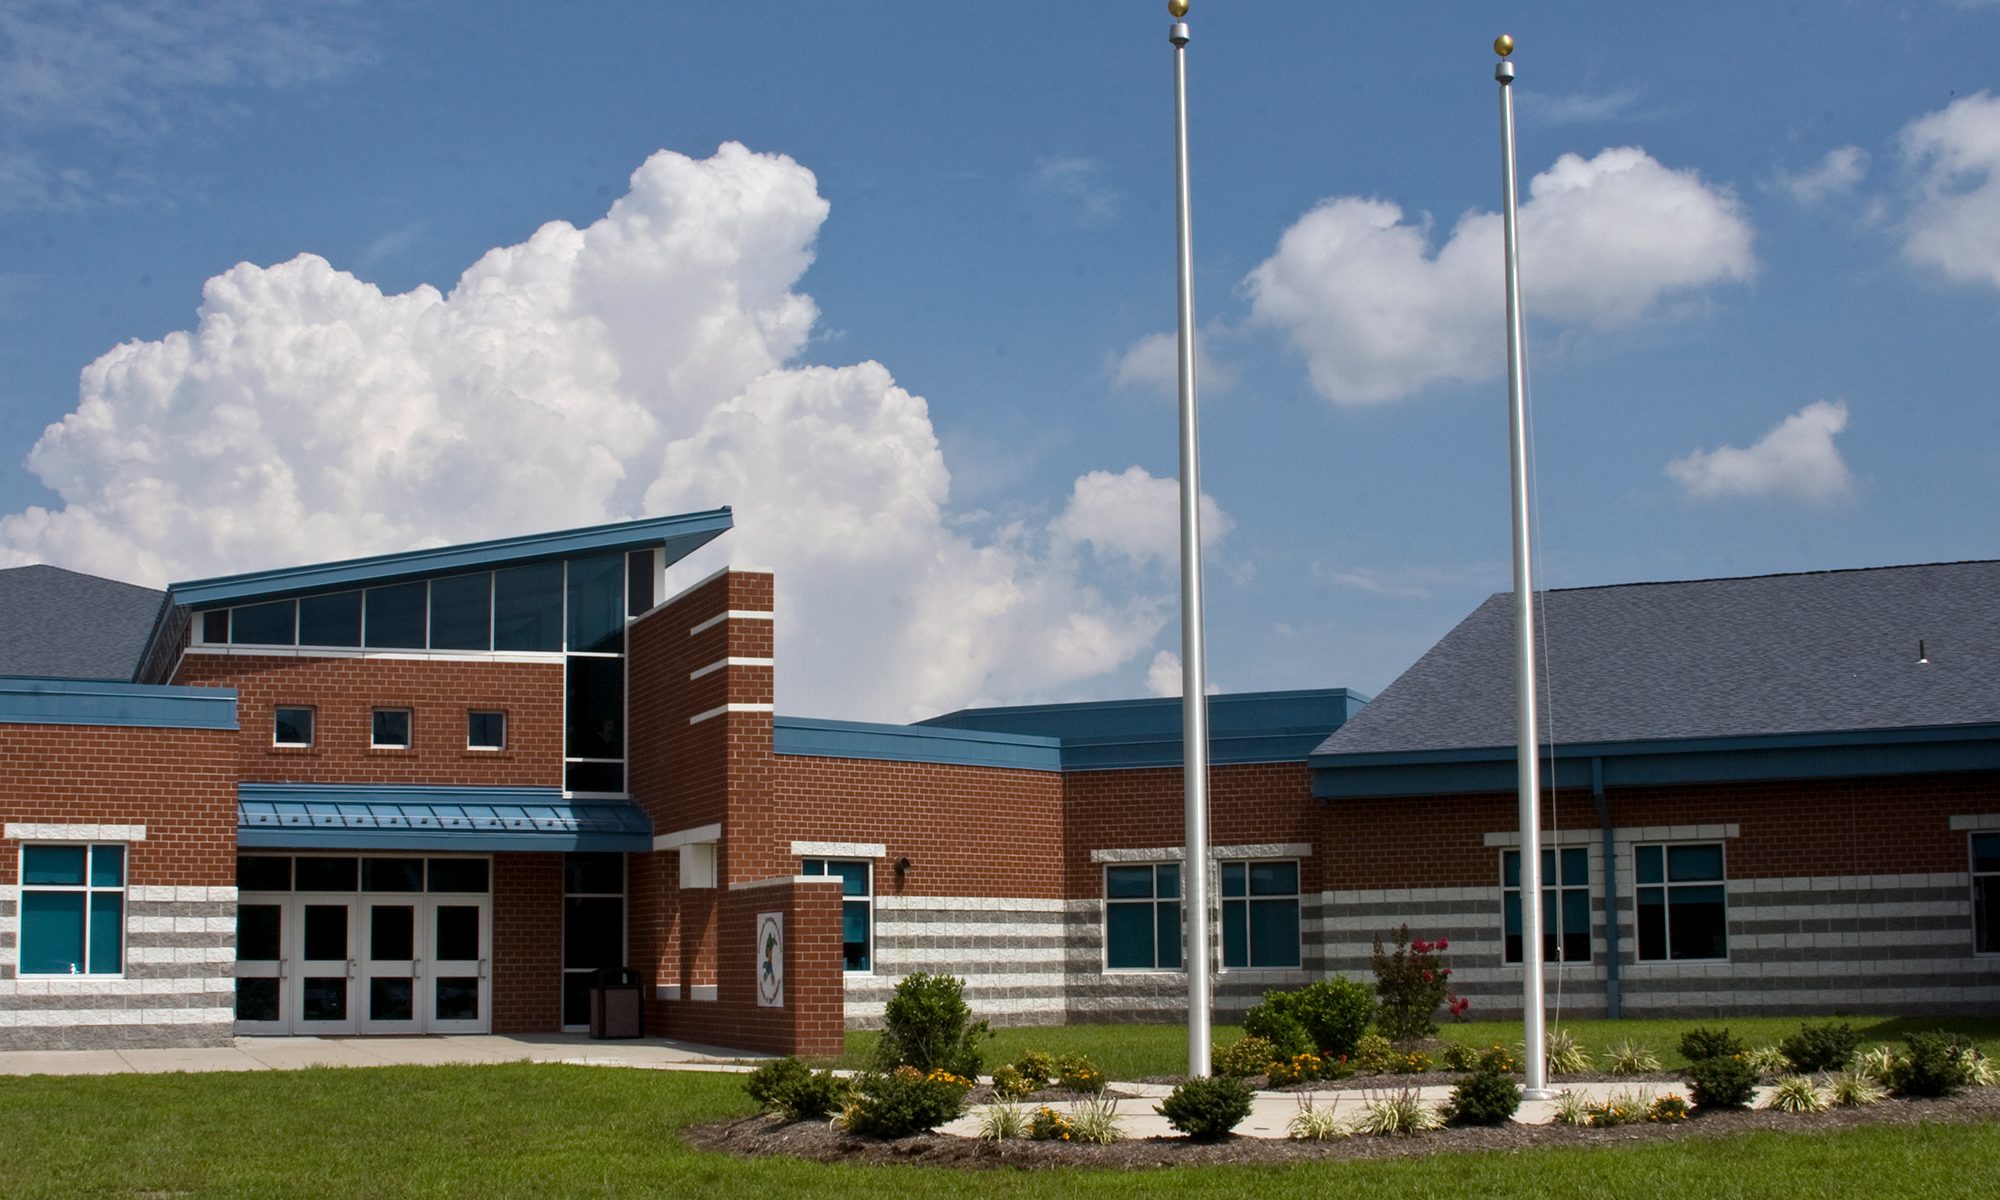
[237,784,652,852]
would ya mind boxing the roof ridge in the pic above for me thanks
[1546,558,2000,596]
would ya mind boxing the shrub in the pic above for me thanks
[1780,1022,1861,1073]
[1686,1054,1760,1111]
[1745,1045,1794,1077]
[1156,1076,1254,1141]
[1440,1042,1480,1072]
[1586,1089,1650,1128]
[1389,1049,1435,1074]
[1544,1028,1591,1076]
[1353,1088,1440,1136]
[1056,1052,1106,1094]
[976,1103,1025,1141]
[1549,1089,1592,1126]
[1014,1050,1058,1090]
[1354,1033,1396,1073]
[1284,977,1376,1058]
[1241,1003,1315,1059]
[1829,1067,1886,1108]
[1266,1052,1327,1087]
[1960,1047,1998,1088]
[1288,1095,1348,1141]
[1765,1075,1828,1113]
[1442,1068,1521,1127]
[1479,1044,1521,1075]
[1026,1106,1074,1141]
[1890,1032,1972,1098]
[744,1057,848,1120]
[1679,1026,1745,1063]
[1856,1044,1898,1084]
[839,1066,973,1138]
[1067,1094,1125,1144]
[990,1064,1034,1100]
[1214,1035,1280,1079]
[1649,1093,1690,1123]
[1370,926,1454,1043]
[874,973,990,1079]
[1601,1039,1663,1074]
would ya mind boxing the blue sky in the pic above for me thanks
[3,1,1999,721]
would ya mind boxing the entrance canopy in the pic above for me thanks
[238,783,652,853]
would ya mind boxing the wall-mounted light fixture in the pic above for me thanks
[895,856,912,879]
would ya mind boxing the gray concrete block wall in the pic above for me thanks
[0,885,236,1051]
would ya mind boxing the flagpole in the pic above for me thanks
[1495,32,1552,1100]
[1168,0,1213,1079]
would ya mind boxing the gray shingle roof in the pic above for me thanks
[0,564,165,681]
[1315,560,2000,757]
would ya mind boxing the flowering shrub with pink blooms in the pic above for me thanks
[1370,925,1456,1043]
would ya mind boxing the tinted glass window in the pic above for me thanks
[237,855,292,892]
[231,600,296,645]
[467,710,506,750]
[493,561,564,651]
[371,709,412,748]
[428,859,490,893]
[563,896,624,970]
[298,591,362,647]
[364,582,428,649]
[566,657,624,759]
[626,550,655,616]
[295,857,358,892]
[567,553,625,653]
[564,853,624,895]
[274,707,314,746]
[201,610,229,643]
[361,857,423,892]
[428,573,492,651]
[565,760,624,793]
[22,845,85,886]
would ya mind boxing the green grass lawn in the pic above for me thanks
[1,1062,1997,1199]
[843,1015,2000,1078]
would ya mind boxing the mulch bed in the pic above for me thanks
[683,1087,2000,1170]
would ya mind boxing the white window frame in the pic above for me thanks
[371,708,413,750]
[467,709,507,751]
[1219,858,1302,971]
[1972,832,2000,958]
[1634,841,1729,963]
[17,843,127,976]
[1501,846,1593,965]
[799,857,873,974]
[273,705,315,748]
[1102,862,1183,973]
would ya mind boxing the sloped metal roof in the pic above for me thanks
[237,784,653,852]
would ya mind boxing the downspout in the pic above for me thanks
[1593,756,1622,1019]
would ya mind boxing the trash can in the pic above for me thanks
[589,967,644,1039]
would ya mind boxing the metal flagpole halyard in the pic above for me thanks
[1495,32,1553,1100]
[1167,0,1213,1079]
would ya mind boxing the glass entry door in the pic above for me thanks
[362,900,422,1034]
[296,899,359,1035]
[426,900,490,1034]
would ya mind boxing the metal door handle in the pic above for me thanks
[348,959,358,978]
[479,958,489,980]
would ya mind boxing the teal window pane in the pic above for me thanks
[298,591,361,647]
[1562,887,1591,936]
[1221,899,1247,967]
[1249,861,1298,897]
[1975,833,2000,875]
[22,845,86,886]
[1249,898,1301,967]
[1559,848,1587,885]
[1157,902,1182,969]
[1105,903,1154,969]
[1635,845,1664,885]
[830,862,869,897]
[1221,862,1246,897]
[1667,844,1724,882]
[1503,889,1523,936]
[89,845,124,888]
[1106,866,1154,900]
[364,582,428,649]
[1157,864,1180,901]
[566,553,625,653]
[493,561,564,651]
[840,900,870,971]
[88,893,123,973]
[20,891,86,973]
[428,573,492,651]
[1502,850,1520,889]
[231,599,296,645]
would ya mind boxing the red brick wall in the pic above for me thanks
[491,852,562,1033]
[0,722,238,887]
[1063,762,1319,892]
[173,653,563,787]
[657,877,844,1056]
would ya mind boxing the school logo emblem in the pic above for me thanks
[756,912,784,1007]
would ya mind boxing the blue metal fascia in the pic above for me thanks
[0,676,238,730]
[921,688,1369,741]
[1056,729,1341,772]
[235,783,653,853]
[167,508,733,608]
[235,827,651,853]
[773,716,1062,771]
[1311,723,2000,798]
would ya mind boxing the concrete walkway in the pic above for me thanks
[0,1033,765,1077]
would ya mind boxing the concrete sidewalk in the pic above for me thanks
[0,1033,766,1077]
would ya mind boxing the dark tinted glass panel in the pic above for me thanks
[1561,888,1593,962]
[1503,850,1521,889]
[1973,833,2000,874]
[435,977,479,1021]
[626,550,655,616]
[1158,864,1180,900]
[201,609,229,643]
[371,978,414,1022]
[1668,844,1724,882]
[237,905,282,961]
[565,760,624,793]
[567,553,625,653]
[1560,848,1588,886]
[295,857,358,892]
[1669,885,1728,959]
[85,894,121,973]
[361,858,422,893]
[231,599,295,645]
[1635,845,1665,885]
[298,591,361,646]
[428,859,490,893]
[370,905,415,960]
[1106,866,1155,900]
[564,896,624,970]
[1250,861,1298,896]
[1249,898,1300,967]
[467,710,506,749]
[371,709,411,748]
[562,971,594,1027]
[1636,888,1668,959]
[274,707,313,746]
[564,853,623,895]
[1221,899,1247,968]
[302,978,347,1022]
[566,657,624,759]
[1976,876,2000,955]
[19,892,84,973]
[493,561,563,651]
[363,581,428,649]
[1221,862,1245,898]
[237,856,291,892]
[828,861,869,897]
[1105,903,1154,969]
[428,573,492,651]
[236,978,280,1022]
[1156,902,1182,969]
[22,845,85,886]
[841,901,870,971]
[302,905,348,960]
[435,905,480,961]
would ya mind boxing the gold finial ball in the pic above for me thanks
[1494,34,1515,57]
[1169,0,1190,18]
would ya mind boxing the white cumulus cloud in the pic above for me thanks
[1109,330,1236,400]
[1775,146,1870,206]
[1664,400,1855,504]
[1900,92,2000,290]
[1245,147,1756,405]
[0,142,1193,721]
[1048,466,1233,569]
